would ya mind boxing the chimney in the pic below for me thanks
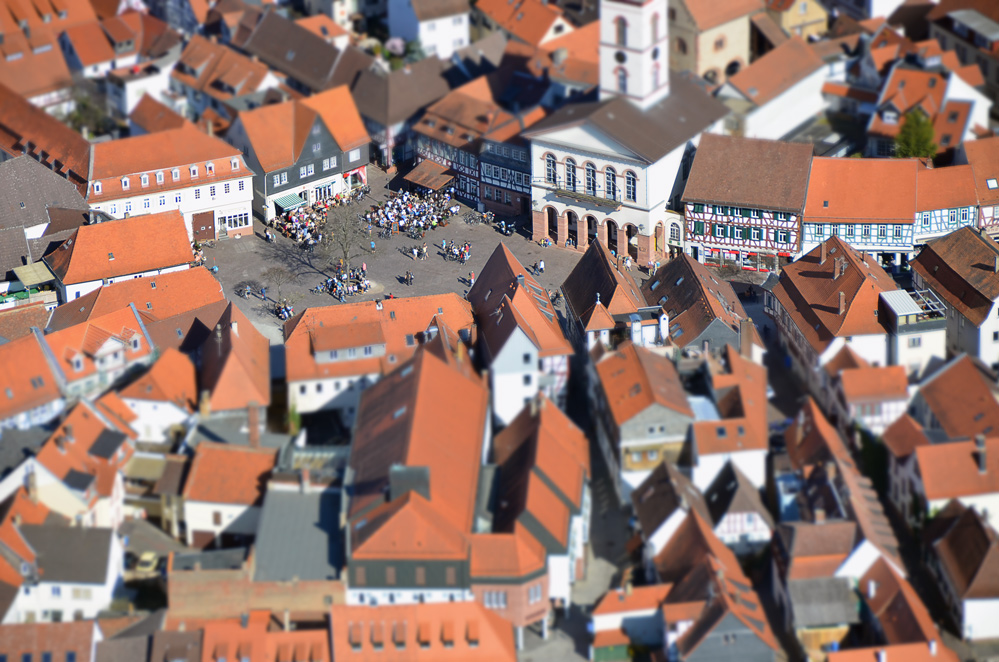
[26,471,37,504]
[820,241,827,266]
[739,318,753,359]
[976,434,987,474]
[838,291,846,316]
[248,403,260,448]
[868,580,877,599]
[929,640,938,656]
[199,390,212,417]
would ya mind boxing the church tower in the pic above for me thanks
[598,0,670,110]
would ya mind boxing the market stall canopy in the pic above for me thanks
[274,193,308,211]
[404,159,454,191]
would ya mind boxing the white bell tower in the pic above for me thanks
[598,0,670,110]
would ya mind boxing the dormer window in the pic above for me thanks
[156,171,164,184]
[121,177,130,190]
[131,338,140,350]
[93,181,102,195]
[172,168,180,181]
[231,158,239,170]
[206,162,215,175]
[190,165,198,178]
[140,174,149,187]
[73,357,83,371]
[883,109,898,124]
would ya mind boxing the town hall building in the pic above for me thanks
[525,0,729,268]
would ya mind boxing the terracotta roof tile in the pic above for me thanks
[43,305,153,386]
[881,414,930,458]
[474,0,568,46]
[915,354,999,438]
[128,93,190,134]
[198,303,270,411]
[182,441,276,505]
[593,584,673,616]
[839,365,909,402]
[297,85,370,152]
[961,136,999,205]
[932,505,999,600]
[829,643,958,662]
[172,34,273,105]
[911,227,999,327]
[46,266,226,331]
[823,344,870,377]
[468,527,546,578]
[120,347,197,411]
[0,303,50,342]
[44,212,193,285]
[771,237,895,353]
[785,397,852,471]
[916,436,999,502]
[595,342,693,426]
[805,157,919,224]
[727,36,824,106]
[0,622,98,662]
[562,240,647,329]
[682,0,763,30]
[916,164,978,211]
[860,557,938,643]
[0,333,61,423]
[284,294,474,383]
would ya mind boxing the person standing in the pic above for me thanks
[260,286,267,301]
[469,271,475,286]
[539,259,545,274]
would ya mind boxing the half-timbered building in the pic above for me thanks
[800,157,919,267]
[913,164,979,245]
[524,0,728,265]
[961,136,999,238]
[682,134,813,272]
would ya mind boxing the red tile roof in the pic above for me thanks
[727,36,824,106]
[128,93,190,134]
[43,306,153,385]
[592,584,673,616]
[931,504,999,600]
[682,0,764,31]
[171,34,273,105]
[785,397,852,471]
[299,85,370,152]
[468,526,546,578]
[595,342,693,426]
[915,164,978,211]
[916,437,999,503]
[46,266,226,331]
[182,441,276,505]
[198,303,270,411]
[881,414,930,459]
[0,621,99,662]
[473,0,568,46]
[330,601,516,661]
[839,365,909,403]
[35,400,136,503]
[962,136,999,206]
[200,612,330,662]
[44,212,193,285]
[828,643,958,662]
[120,347,197,411]
[805,157,919,225]
[0,332,61,423]
[915,355,999,438]
[0,82,91,192]
[770,236,895,353]
[860,557,939,643]
[283,294,474,383]
[87,124,246,201]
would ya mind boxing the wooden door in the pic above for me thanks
[193,211,215,242]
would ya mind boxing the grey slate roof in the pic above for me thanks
[90,429,128,460]
[0,157,89,231]
[351,57,451,128]
[0,425,49,478]
[64,469,96,492]
[253,489,341,582]
[788,577,861,628]
[186,415,291,450]
[97,637,151,662]
[19,524,114,584]
[171,547,248,571]
[524,72,730,164]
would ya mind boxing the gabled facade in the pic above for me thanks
[168,34,280,123]
[667,0,764,85]
[472,0,573,48]
[682,134,813,270]
[85,125,254,242]
[467,243,571,426]
[43,212,193,303]
[388,0,469,59]
[283,294,474,426]
[912,227,999,367]
[927,1,999,110]
[226,85,369,221]
[119,347,196,444]
[0,332,65,436]
[592,342,694,501]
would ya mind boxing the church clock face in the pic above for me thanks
[615,51,627,64]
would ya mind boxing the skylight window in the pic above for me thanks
[988,178,998,190]
[393,406,406,419]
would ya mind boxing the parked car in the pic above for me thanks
[136,552,158,574]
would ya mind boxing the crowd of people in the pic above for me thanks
[363,188,460,235]
[314,264,372,302]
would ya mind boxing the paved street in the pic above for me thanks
[204,167,585,344]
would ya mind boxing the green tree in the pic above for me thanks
[894,110,937,159]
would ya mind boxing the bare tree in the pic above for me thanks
[320,204,368,272]
[261,266,295,302]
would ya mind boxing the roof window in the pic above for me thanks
[93,181,102,194]
[675,277,684,286]
[121,177,130,190]
[156,171,164,184]
[172,168,180,181]
[140,174,149,187]
[190,165,199,178]
[989,178,999,190]
[206,162,215,175]
[231,158,239,170]
[393,406,406,419]
[108,252,115,261]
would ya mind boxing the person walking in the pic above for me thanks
[469,271,475,286]
[538,259,545,274]
[260,286,267,301]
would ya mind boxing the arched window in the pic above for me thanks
[545,153,557,184]
[651,14,659,42]
[676,38,687,55]
[605,167,617,200]
[670,222,681,241]
[615,17,627,47]
[565,158,577,192]
[625,171,637,202]
[617,68,627,94]
[585,163,596,195]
